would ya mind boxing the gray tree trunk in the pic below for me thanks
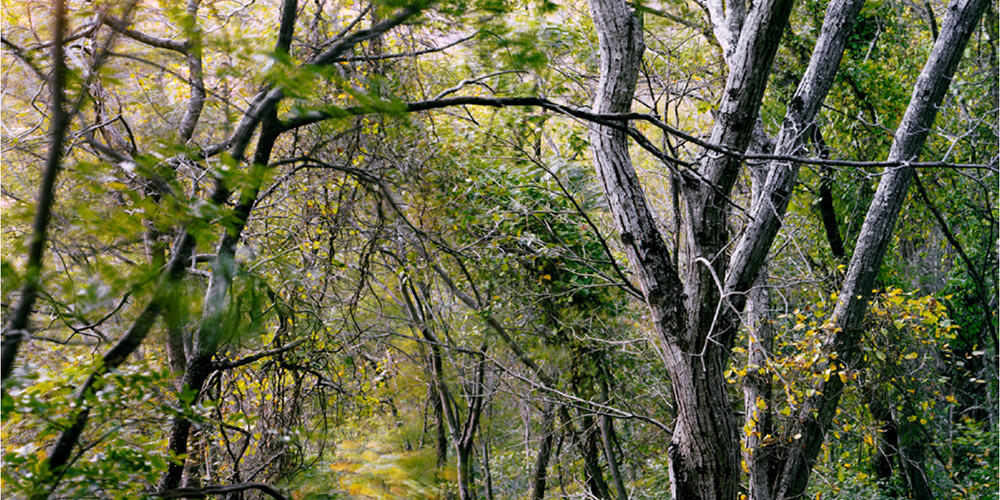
[773,0,990,497]
[585,0,790,496]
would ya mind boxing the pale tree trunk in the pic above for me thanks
[773,0,989,497]
[724,0,868,301]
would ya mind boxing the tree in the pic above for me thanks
[1,0,995,499]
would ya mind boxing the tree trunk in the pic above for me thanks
[599,414,628,500]
[580,412,612,500]
[864,389,898,484]
[585,0,790,496]
[724,0,867,301]
[1,0,69,383]
[598,365,628,500]
[773,0,989,496]
[896,415,933,500]
[456,445,474,500]
[530,402,557,500]
[432,382,448,469]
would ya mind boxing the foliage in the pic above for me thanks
[1,0,995,498]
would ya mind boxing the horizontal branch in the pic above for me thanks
[211,338,306,371]
[155,482,289,500]
[281,95,996,172]
[103,15,188,53]
[335,33,476,63]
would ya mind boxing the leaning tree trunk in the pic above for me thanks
[772,0,990,497]
[1,0,69,383]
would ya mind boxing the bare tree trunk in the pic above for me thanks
[575,411,612,500]
[599,415,628,500]
[585,0,789,496]
[773,0,990,496]
[724,0,867,300]
[177,0,205,143]
[598,368,628,500]
[744,267,775,500]
[864,389,898,485]
[432,382,448,469]
[897,415,933,500]
[530,402,557,500]
[1,0,69,382]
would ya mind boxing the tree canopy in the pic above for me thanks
[1,0,997,499]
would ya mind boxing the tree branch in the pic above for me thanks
[103,15,188,53]
[211,338,306,371]
[155,482,289,500]
[279,95,996,171]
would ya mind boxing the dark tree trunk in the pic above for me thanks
[2,0,69,383]
[864,388,898,485]
[530,402,557,500]
[432,382,448,469]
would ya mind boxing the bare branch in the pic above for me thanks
[155,483,290,500]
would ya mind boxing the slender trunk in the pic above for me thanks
[599,415,628,500]
[744,266,775,500]
[579,412,612,500]
[177,0,205,143]
[530,402,557,500]
[598,369,628,500]
[724,0,867,300]
[773,0,989,496]
[897,414,933,500]
[39,232,196,490]
[810,126,847,261]
[864,389,898,484]
[2,0,69,382]
[432,382,448,469]
[456,445,474,500]
[481,433,494,500]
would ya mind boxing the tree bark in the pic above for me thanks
[431,382,448,469]
[598,367,628,500]
[724,0,867,302]
[177,0,205,144]
[585,0,789,497]
[772,0,990,496]
[530,402,557,500]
